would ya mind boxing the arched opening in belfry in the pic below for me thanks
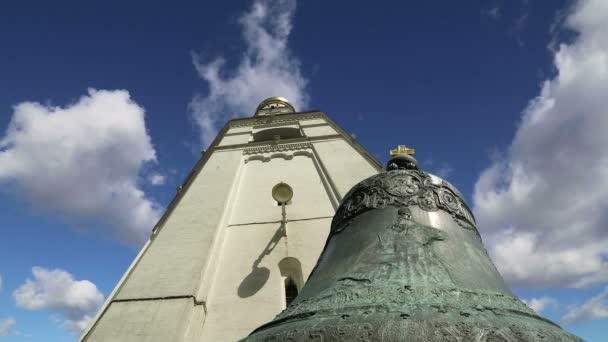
[283,277,298,306]
[252,127,302,142]
[278,257,304,308]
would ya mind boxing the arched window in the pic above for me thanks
[279,257,303,308]
[284,277,298,306]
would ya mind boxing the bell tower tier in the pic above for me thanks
[80,99,382,342]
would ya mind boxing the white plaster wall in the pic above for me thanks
[313,139,379,199]
[116,150,243,299]
[299,118,326,126]
[230,154,334,225]
[302,125,337,137]
[219,133,251,146]
[200,218,332,342]
[200,151,335,341]
[227,126,253,134]
[85,298,194,342]
[182,304,207,342]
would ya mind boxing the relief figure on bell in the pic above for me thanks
[345,207,455,287]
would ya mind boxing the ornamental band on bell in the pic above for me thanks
[332,169,478,239]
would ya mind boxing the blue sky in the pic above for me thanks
[1,0,607,341]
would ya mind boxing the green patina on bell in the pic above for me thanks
[243,146,583,341]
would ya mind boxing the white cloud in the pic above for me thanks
[148,173,166,186]
[0,88,162,246]
[473,0,608,288]
[63,314,93,335]
[0,318,16,336]
[422,159,454,179]
[0,273,3,292]
[435,165,454,179]
[562,287,608,324]
[13,267,104,335]
[522,296,557,314]
[190,0,309,147]
[509,12,529,46]
[483,4,501,20]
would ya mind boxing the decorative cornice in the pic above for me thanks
[243,142,313,155]
[230,112,325,128]
[253,120,298,129]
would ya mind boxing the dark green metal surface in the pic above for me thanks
[242,154,583,341]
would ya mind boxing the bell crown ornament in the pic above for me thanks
[243,146,583,341]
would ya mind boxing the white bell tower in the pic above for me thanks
[80,97,382,341]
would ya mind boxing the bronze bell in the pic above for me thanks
[243,147,583,341]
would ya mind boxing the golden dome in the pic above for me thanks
[255,97,295,115]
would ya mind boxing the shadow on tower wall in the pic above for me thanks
[238,222,285,298]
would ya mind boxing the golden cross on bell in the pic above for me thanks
[390,145,415,157]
